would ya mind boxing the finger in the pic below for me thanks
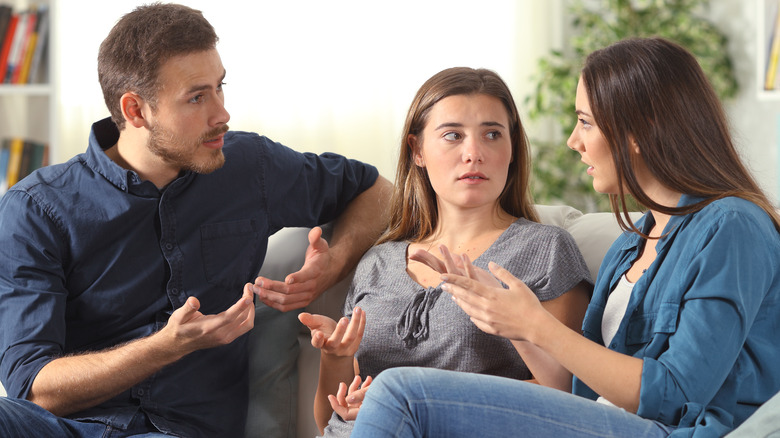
[327,316,350,345]
[408,249,446,273]
[171,296,201,324]
[285,227,328,285]
[257,289,313,312]
[488,262,524,288]
[253,277,290,295]
[310,331,326,349]
[328,394,345,412]
[438,245,463,276]
[461,254,475,280]
[336,381,349,406]
[341,307,366,346]
[348,375,363,394]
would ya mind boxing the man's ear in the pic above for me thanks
[408,134,424,167]
[120,92,148,129]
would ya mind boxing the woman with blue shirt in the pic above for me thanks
[350,37,780,437]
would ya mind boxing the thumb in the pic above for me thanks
[488,262,521,287]
[306,226,329,253]
[172,296,200,323]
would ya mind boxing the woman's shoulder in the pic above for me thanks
[506,217,579,243]
[695,197,777,232]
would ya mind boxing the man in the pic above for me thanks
[0,3,390,437]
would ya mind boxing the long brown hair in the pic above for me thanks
[98,3,218,131]
[581,37,780,232]
[377,67,537,245]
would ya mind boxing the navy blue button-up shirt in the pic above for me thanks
[573,195,780,436]
[0,118,378,437]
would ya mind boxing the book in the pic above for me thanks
[0,138,10,193]
[16,6,38,84]
[766,2,780,90]
[0,12,17,81]
[0,5,12,54]
[5,137,23,188]
[27,5,48,84]
[4,10,28,83]
[28,141,46,174]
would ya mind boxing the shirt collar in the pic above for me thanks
[84,117,194,195]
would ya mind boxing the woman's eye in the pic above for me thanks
[443,132,461,141]
[485,131,502,140]
[579,118,591,128]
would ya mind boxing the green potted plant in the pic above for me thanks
[526,0,739,212]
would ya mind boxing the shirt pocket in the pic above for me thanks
[201,219,259,290]
[625,302,680,347]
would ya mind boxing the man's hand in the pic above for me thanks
[29,286,256,417]
[161,284,256,356]
[254,227,334,312]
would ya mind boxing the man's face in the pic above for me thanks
[146,49,231,174]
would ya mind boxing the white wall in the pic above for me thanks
[51,0,779,205]
[53,0,560,181]
[710,0,780,203]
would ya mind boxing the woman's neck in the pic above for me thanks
[422,207,516,252]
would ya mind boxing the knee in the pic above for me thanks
[367,367,433,405]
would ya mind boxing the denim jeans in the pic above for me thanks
[0,398,169,437]
[352,367,676,438]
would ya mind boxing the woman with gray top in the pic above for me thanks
[298,66,593,437]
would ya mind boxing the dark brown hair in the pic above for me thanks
[378,67,537,244]
[581,37,780,232]
[98,3,218,130]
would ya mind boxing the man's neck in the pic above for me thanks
[106,135,179,189]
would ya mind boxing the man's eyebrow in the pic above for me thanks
[186,70,227,94]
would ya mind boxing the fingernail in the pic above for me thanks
[252,285,261,294]
[441,283,450,292]
[441,275,449,282]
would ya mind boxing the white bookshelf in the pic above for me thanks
[0,0,57,179]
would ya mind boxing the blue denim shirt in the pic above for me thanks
[573,195,780,437]
[0,118,378,437]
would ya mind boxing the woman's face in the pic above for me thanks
[410,93,513,214]
[567,78,620,194]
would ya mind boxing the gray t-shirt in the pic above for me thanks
[321,218,592,437]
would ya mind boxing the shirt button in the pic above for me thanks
[138,389,145,396]
[165,243,173,250]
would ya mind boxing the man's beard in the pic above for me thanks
[147,123,229,174]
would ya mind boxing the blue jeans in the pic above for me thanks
[352,367,676,438]
[0,398,169,437]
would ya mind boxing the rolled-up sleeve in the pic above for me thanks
[0,189,68,399]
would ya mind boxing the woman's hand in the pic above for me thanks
[442,260,546,342]
[298,307,366,358]
[328,375,373,421]
[409,244,501,287]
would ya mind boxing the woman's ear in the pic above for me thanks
[120,92,148,129]
[408,134,424,167]
[630,136,640,155]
